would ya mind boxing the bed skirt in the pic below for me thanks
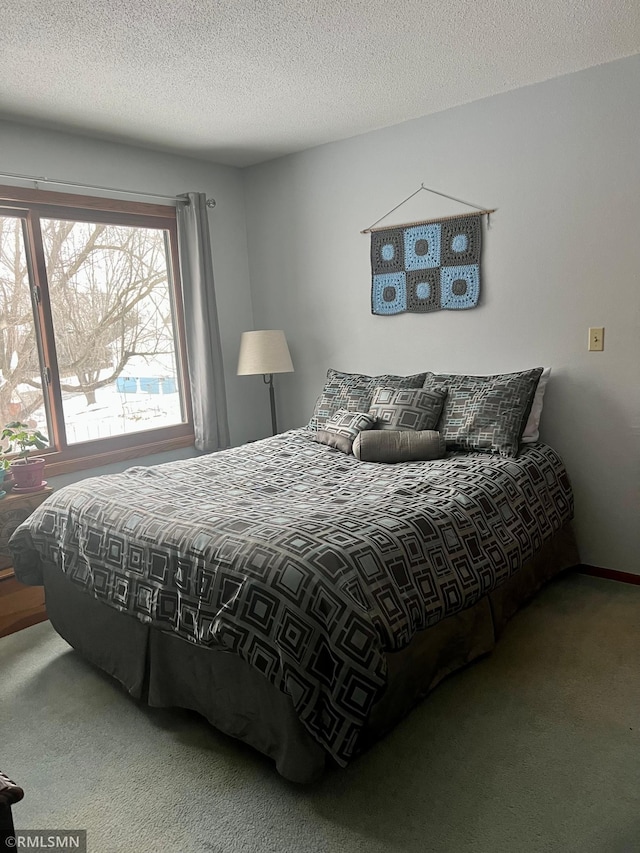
[41,523,579,783]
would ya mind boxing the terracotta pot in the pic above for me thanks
[10,458,46,490]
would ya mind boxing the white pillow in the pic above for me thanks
[521,367,551,443]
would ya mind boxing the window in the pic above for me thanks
[0,186,193,475]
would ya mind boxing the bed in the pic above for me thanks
[10,417,577,782]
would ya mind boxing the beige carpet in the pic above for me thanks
[1,572,639,853]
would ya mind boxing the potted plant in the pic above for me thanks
[1,422,49,492]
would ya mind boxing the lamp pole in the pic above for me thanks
[263,374,278,435]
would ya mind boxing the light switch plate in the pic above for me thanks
[588,327,604,352]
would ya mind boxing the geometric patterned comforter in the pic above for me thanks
[10,429,573,766]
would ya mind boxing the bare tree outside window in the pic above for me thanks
[0,215,46,428]
[0,212,186,447]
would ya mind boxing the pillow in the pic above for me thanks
[522,367,551,443]
[353,430,446,463]
[325,408,377,440]
[308,368,427,431]
[312,430,354,455]
[313,409,376,454]
[423,367,543,457]
[369,386,447,431]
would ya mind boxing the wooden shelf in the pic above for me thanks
[0,573,47,638]
[0,487,52,638]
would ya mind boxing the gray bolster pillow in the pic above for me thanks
[352,429,446,463]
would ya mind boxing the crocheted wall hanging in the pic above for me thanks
[363,184,495,315]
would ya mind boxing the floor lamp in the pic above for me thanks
[237,330,294,435]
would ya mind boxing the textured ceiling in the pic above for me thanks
[1,0,639,167]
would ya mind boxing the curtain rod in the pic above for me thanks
[0,170,216,208]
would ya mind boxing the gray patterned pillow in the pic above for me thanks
[314,409,376,454]
[308,368,427,430]
[369,386,447,431]
[423,367,543,457]
[312,430,354,455]
[325,409,377,440]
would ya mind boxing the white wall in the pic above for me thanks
[0,119,264,483]
[244,55,640,574]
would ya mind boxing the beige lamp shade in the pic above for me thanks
[237,330,294,376]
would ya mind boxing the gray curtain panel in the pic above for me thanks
[177,192,230,452]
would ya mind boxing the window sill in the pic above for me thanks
[42,432,195,478]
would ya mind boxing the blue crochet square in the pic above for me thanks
[372,272,407,315]
[404,224,441,270]
[440,265,480,309]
